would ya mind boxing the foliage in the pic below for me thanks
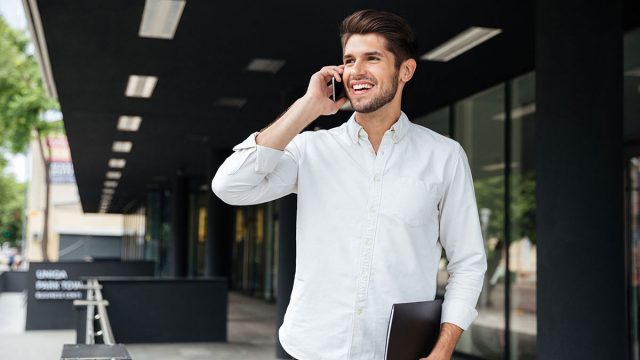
[0,163,24,248]
[473,171,537,247]
[0,16,60,154]
[0,16,60,254]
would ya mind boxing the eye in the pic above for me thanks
[368,56,380,61]
[344,58,354,65]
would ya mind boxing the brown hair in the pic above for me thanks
[340,9,418,69]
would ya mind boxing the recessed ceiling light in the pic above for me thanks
[112,141,133,153]
[492,103,536,121]
[125,75,158,98]
[117,116,142,131]
[103,188,115,195]
[106,171,122,179]
[245,58,286,74]
[214,97,248,108]
[139,0,186,40]
[101,194,113,201]
[109,158,126,168]
[421,27,502,62]
[481,162,520,171]
[625,67,640,77]
[104,181,118,188]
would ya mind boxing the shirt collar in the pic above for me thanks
[346,111,410,144]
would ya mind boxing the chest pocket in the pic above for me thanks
[383,177,441,227]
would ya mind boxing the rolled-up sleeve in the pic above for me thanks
[438,143,488,330]
[211,132,301,206]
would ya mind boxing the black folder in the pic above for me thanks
[384,299,443,360]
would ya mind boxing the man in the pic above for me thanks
[212,9,487,360]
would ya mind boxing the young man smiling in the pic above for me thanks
[212,9,487,360]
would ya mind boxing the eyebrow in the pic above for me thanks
[343,51,385,60]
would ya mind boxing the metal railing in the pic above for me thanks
[73,278,115,345]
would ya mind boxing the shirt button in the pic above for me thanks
[369,207,376,214]
[357,308,363,315]
[373,175,380,182]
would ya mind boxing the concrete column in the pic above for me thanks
[276,194,296,359]
[536,1,626,359]
[205,148,233,279]
[170,170,188,277]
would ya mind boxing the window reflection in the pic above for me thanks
[509,72,537,360]
[454,84,506,360]
[625,26,640,360]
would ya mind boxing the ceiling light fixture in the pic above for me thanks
[245,58,286,74]
[625,67,640,77]
[104,181,118,188]
[139,0,186,40]
[112,141,133,153]
[214,97,248,109]
[103,188,115,195]
[125,75,158,98]
[106,171,122,180]
[421,27,502,62]
[117,116,142,131]
[492,103,536,121]
[109,158,126,168]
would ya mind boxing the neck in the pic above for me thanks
[354,96,402,153]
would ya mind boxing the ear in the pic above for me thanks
[399,58,417,83]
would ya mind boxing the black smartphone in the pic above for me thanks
[329,77,347,101]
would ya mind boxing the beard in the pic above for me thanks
[349,70,399,114]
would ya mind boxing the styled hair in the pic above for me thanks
[340,9,418,69]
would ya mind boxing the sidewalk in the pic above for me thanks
[0,291,277,360]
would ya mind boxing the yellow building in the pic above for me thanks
[24,134,123,262]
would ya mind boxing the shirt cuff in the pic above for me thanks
[440,298,479,330]
[232,132,285,174]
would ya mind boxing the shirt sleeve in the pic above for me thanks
[211,132,301,205]
[438,143,488,330]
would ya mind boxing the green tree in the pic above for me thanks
[0,16,61,260]
[0,158,24,248]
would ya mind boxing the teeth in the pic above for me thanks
[353,83,373,90]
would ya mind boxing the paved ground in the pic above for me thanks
[127,292,278,360]
[0,291,278,360]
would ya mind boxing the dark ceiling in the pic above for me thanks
[30,0,634,213]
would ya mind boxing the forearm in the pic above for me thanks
[428,322,463,359]
[256,96,320,150]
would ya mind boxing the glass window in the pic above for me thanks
[453,84,506,359]
[413,106,450,136]
[625,26,640,360]
[629,156,640,360]
[509,72,537,360]
[625,28,640,139]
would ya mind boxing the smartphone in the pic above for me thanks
[329,77,347,101]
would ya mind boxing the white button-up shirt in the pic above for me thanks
[212,112,487,360]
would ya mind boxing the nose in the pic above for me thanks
[351,59,366,76]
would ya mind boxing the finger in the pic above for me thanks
[320,65,343,78]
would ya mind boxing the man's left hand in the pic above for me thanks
[418,322,463,360]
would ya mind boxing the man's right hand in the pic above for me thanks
[256,65,349,150]
[302,65,349,118]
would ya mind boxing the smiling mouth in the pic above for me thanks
[351,83,374,96]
